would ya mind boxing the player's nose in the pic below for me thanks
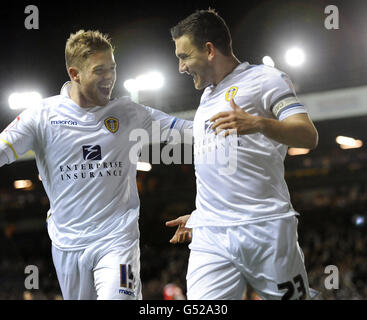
[103,70,116,84]
[179,60,188,74]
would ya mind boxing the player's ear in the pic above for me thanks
[205,42,216,61]
[68,67,81,83]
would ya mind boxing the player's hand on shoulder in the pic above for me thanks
[210,98,261,136]
[165,214,192,244]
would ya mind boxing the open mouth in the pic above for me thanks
[98,84,112,96]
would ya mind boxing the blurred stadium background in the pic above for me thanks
[1,0,367,299]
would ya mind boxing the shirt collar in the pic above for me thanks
[60,81,72,97]
[207,61,250,92]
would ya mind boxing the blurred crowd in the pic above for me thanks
[0,146,367,300]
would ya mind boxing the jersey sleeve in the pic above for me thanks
[139,105,193,144]
[261,70,307,121]
[0,106,39,166]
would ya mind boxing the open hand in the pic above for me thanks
[165,214,192,244]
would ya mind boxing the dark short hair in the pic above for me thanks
[170,9,233,56]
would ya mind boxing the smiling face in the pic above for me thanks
[174,35,214,90]
[74,49,116,107]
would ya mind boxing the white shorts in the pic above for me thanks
[51,235,142,300]
[186,216,315,300]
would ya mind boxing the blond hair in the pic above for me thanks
[65,30,114,70]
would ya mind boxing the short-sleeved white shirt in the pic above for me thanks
[187,62,307,228]
[0,83,192,250]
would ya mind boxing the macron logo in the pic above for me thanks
[50,120,78,126]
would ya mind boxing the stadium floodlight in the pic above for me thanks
[14,179,33,189]
[336,136,363,149]
[336,136,356,146]
[285,47,305,67]
[123,79,140,93]
[354,216,365,226]
[137,162,152,172]
[262,56,275,67]
[124,71,165,103]
[288,148,310,156]
[136,72,164,91]
[8,91,42,110]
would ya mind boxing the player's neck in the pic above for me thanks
[69,84,94,108]
[212,55,241,86]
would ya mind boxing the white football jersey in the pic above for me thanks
[187,62,307,228]
[0,83,192,250]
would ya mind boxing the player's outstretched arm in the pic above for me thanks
[141,105,193,136]
[165,215,192,244]
[0,151,9,167]
[210,99,318,149]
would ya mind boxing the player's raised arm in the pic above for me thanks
[210,70,318,149]
[211,98,318,149]
[0,106,39,167]
[139,105,193,143]
[254,111,318,149]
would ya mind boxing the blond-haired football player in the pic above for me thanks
[0,30,192,300]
